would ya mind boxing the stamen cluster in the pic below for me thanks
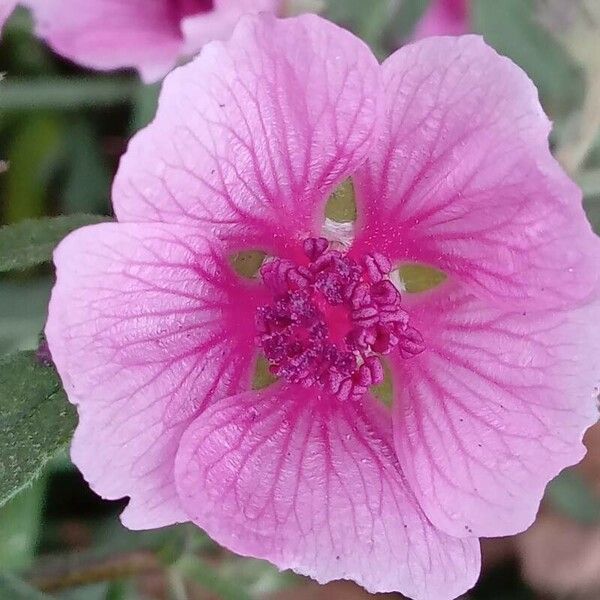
[256,238,425,401]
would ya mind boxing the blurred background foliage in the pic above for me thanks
[1,0,600,598]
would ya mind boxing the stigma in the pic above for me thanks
[256,238,425,401]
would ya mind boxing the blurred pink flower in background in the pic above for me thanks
[413,0,470,39]
[45,12,600,600]
[2,0,281,81]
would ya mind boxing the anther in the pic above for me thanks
[398,326,426,358]
[363,253,392,282]
[303,237,329,261]
[256,238,425,401]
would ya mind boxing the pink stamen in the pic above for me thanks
[256,237,424,401]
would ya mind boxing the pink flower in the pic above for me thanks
[413,0,470,39]
[14,0,281,82]
[46,14,600,600]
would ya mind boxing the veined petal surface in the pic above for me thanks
[46,222,263,528]
[113,14,382,250]
[175,384,480,599]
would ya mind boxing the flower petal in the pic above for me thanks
[413,0,470,39]
[353,35,600,309]
[27,0,182,82]
[182,0,282,55]
[113,14,381,249]
[175,384,480,598]
[390,285,600,538]
[45,222,264,528]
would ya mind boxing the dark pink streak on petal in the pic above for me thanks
[390,284,600,538]
[113,14,381,252]
[353,35,600,310]
[175,384,480,598]
[45,222,264,529]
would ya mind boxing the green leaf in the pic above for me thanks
[220,558,298,597]
[325,0,391,56]
[3,114,64,223]
[105,580,134,600]
[0,480,46,570]
[326,0,428,57]
[0,8,55,77]
[0,214,110,272]
[130,82,161,133]
[0,277,53,353]
[546,470,600,524]
[62,119,111,215]
[472,0,584,118]
[176,555,253,600]
[0,574,51,600]
[0,351,76,508]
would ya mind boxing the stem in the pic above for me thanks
[175,555,253,600]
[168,569,189,600]
[0,77,139,111]
[29,551,160,592]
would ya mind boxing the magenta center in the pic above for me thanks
[256,238,425,401]
[174,0,214,19]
